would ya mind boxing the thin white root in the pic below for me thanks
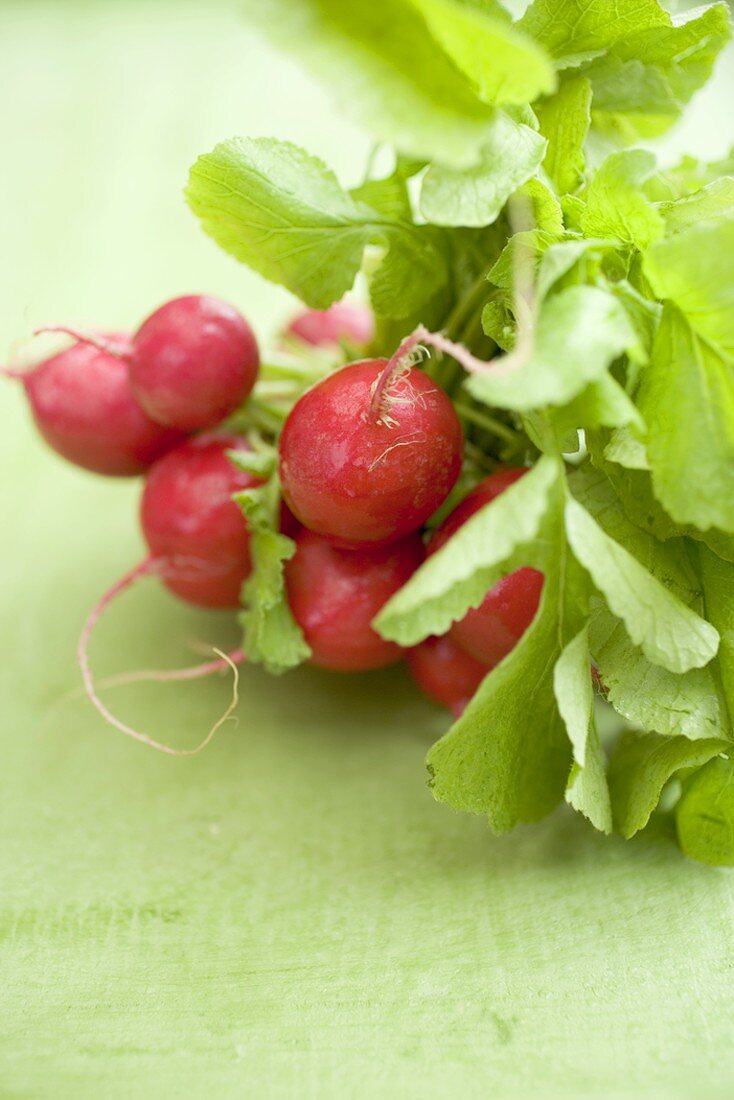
[78,560,241,755]
[88,648,245,691]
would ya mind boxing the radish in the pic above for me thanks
[42,294,260,432]
[285,528,424,671]
[129,295,259,431]
[429,468,544,666]
[4,336,185,476]
[279,354,463,547]
[139,432,263,609]
[284,301,374,349]
[406,635,491,717]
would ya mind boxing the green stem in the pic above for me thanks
[247,396,288,436]
[444,270,492,342]
[453,400,520,446]
[464,441,499,473]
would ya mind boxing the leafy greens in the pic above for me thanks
[187,0,734,865]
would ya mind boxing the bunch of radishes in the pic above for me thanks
[6,292,542,747]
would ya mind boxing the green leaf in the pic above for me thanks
[645,146,734,201]
[637,305,734,535]
[608,279,661,360]
[369,225,452,319]
[480,292,516,351]
[590,606,729,742]
[554,625,612,832]
[407,0,556,105]
[187,138,448,318]
[426,475,588,831]
[564,496,719,674]
[374,455,560,645]
[518,0,668,61]
[580,150,664,250]
[588,441,734,565]
[241,0,505,168]
[569,469,729,738]
[466,285,637,412]
[676,756,734,866]
[609,731,728,839]
[516,177,564,236]
[549,373,644,442]
[658,177,734,234]
[698,547,734,726]
[188,138,373,307]
[586,4,731,140]
[420,111,546,227]
[487,229,555,291]
[535,238,618,301]
[234,482,312,675]
[603,426,649,472]
[535,76,592,195]
[350,167,413,220]
[570,464,703,603]
[643,220,734,360]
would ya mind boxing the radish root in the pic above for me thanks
[33,326,132,359]
[91,648,245,690]
[78,558,241,755]
[1,366,30,381]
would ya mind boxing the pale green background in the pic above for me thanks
[1,3,734,1097]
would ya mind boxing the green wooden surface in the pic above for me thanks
[2,3,734,1097]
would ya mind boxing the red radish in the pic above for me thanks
[4,336,185,476]
[429,468,544,666]
[285,528,424,671]
[129,295,259,431]
[279,355,463,547]
[140,432,262,608]
[284,301,374,349]
[279,500,301,540]
[406,635,491,717]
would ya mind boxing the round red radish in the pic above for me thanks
[128,295,259,431]
[141,432,261,608]
[285,528,423,671]
[284,302,374,349]
[429,468,544,666]
[9,336,185,476]
[406,634,491,717]
[279,358,463,547]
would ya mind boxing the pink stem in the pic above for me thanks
[34,325,133,359]
[412,324,520,378]
[369,331,424,421]
[78,557,240,755]
[370,322,517,426]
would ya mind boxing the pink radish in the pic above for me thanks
[285,528,424,671]
[284,301,374,349]
[4,335,185,476]
[279,355,463,547]
[406,635,491,717]
[140,432,261,608]
[129,295,259,430]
